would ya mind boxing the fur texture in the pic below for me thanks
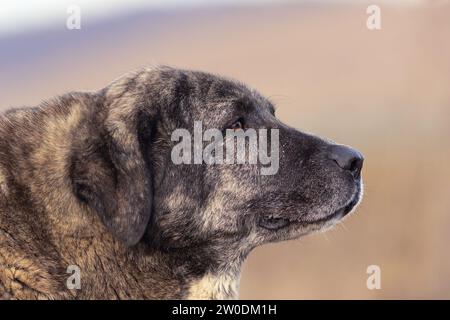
[0,66,363,299]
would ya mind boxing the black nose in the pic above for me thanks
[328,145,364,179]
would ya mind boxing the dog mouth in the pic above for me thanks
[259,189,361,231]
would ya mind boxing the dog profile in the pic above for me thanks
[0,66,363,299]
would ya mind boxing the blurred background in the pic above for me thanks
[1,0,449,299]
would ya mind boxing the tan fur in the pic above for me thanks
[0,168,7,196]
[30,103,89,230]
[0,91,184,299]
[187,272,240,300]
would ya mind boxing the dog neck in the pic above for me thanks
[187,271,241,300]
[145,239,248,300]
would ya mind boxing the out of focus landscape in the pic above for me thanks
[1,0,449,299]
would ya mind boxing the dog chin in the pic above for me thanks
[259,182,363,232]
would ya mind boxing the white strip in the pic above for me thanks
[0,0,433,37]
[0,0,281,37]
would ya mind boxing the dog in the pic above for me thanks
[0,66,363,299]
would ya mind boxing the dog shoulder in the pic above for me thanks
[0,93,101,300]
[0,205,72,300]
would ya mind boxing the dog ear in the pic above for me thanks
[71,91,155,246]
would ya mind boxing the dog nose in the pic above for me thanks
[328,145,364,179]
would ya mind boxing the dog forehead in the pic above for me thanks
[149,68,274,128]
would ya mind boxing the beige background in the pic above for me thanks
[1,1,449,299]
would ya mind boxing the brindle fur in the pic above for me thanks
[0,66,363,299]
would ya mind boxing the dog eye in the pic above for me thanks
[229,118,245,130]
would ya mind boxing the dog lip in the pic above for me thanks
[341,192,360,217]
[306,189,361,224]
[259,182,362,231]
[259,189,361,230]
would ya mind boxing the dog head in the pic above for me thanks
[72,66,363,253]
